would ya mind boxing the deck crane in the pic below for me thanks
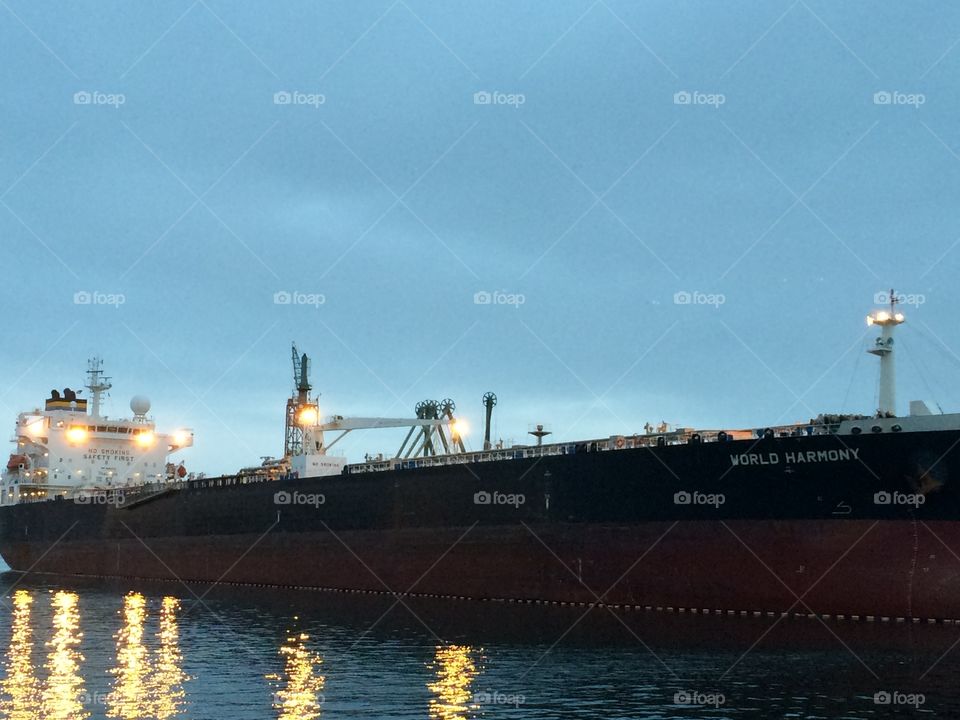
[280,343,470,479]
[284,343,316,458]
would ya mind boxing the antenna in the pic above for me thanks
[85,357,112,418]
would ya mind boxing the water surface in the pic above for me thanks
[0,571,955,718]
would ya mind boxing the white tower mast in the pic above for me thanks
[86,357,112,419]
[867,290,905,416]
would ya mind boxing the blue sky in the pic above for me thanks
[2,1,960,474]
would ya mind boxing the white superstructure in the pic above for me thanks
[0,358,192,505]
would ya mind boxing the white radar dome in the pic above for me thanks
[130,395,151,416]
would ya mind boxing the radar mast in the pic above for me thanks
[85,357,112,419]
[867,289,905,416]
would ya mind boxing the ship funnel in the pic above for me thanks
[867,289,905,416]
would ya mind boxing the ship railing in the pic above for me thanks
[10,481,182,506]
[65,480,185,503]
[187,473,272,490]
[344,443,574,474]
[341,420,851,474]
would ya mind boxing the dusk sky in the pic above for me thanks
[3,1,960,474]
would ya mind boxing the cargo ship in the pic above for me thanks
[3,295,960,622]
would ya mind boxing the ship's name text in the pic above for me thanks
[730,449,860,467]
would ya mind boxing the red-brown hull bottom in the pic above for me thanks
[4,520,960,620]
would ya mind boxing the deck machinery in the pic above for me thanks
[281,344,469,478]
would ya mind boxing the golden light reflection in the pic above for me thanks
[107,593,189,719]
[42,591,89,720]
[266,628,325,720]
[0,590,42,720]
[149,597,188,720]
[427,644,478,720]
[107,592,151,719]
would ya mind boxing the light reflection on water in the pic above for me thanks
[108,593,188,719]
[266,621,325,720]
[152,597,188,720]
[2,578,960,718]
[0,589,191,720]
[426,645,478,720]
[108,592,151,719]
[43,591,88,720]
[1,590,42,719]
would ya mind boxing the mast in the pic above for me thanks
[867,289,905,416]
[85,357,112,419]
[285,343,321,459]
[482,392,497,450]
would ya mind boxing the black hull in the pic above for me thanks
[3,431,960,618]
